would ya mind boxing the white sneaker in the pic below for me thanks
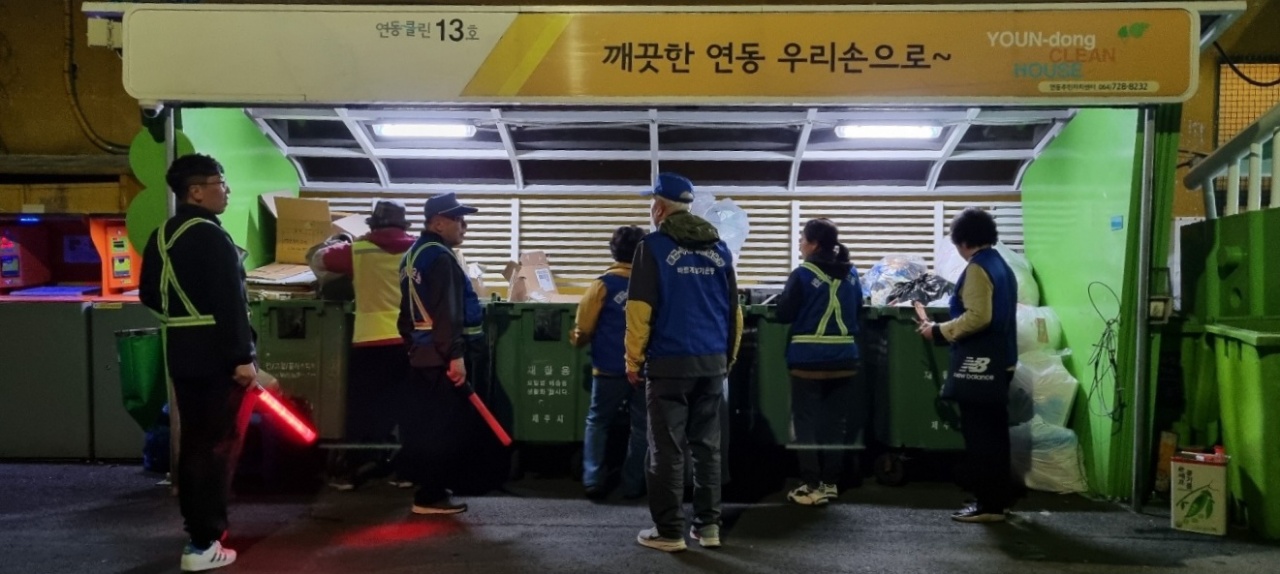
[787,484,829,506]
[690,525,721,549]
[180,540,236,572]
[636,527,687,552]
[819,482,838,501]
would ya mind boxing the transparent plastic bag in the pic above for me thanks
[1010,415,1089,494]
[933,241,968,284]
[1016,304,1064,354]
[1013,350,1079,427]
[862,255,928,306]
[690,192,750,264]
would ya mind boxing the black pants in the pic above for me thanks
[791,375,853,487]
[958,399,1013,511]
[398,367,469,504]
[171,375,255,547]
[647,376,723,540]
[340,344,408,473]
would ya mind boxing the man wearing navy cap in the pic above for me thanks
[397,192,478,515]
[626,173,743,552]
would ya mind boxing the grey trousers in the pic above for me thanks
[646,376,723,539]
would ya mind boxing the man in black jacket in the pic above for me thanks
[140,153,257,572]
[397,192,476,515]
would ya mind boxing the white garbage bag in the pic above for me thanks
[1010,415,1089,494]
[934,240,1039,305]
[995,241,1040,306]
[1016,304,1064,354]
[1013,350,1079,427]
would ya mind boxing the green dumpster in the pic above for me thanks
[751,304,869,449]
[864,306,963,484]
[1206,318,1280,539]
[490,302,592,443]
[250,299,352,441]
[1175,321,1219,447]
[752,305,794,445]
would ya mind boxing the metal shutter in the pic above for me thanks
[312,193,1022,291]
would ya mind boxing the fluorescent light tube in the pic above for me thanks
[373,123,476,138]
[835,124,942,139]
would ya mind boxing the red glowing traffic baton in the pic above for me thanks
[255,385,317,444]
[461,382,512,447]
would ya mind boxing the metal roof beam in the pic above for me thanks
[927,107,981,192]
[788,108,818,192]
[336,108,390,189]
[302,182,1018,197]
[492,108,526,190]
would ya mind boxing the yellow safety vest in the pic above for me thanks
[351,240,404,344]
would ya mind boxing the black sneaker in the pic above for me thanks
[411,498,467,515]
[951,504,1006,523]
[584,485,607,500]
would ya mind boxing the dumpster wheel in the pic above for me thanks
[874,453,907,486]
[509,448,525,481]
[569,447,584,481]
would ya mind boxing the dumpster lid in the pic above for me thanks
[1205,320,1280,347]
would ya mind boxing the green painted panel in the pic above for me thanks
[182,109,300,269]
[1021,108,1139,498]
[125,129,194,251]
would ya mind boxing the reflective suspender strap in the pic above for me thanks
[402,242,452,331]
[157,219,218,327]
[798,262,853,343]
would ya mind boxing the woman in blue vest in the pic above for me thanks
[916,207,1018,523]
[775,218,863,506]
[572,225,648,500]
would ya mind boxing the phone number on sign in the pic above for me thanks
[1039,81,1160,93]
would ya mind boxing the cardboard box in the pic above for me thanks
[455,250,487,298]
[1171,453,1229,536]
[502,250,576,303]
[247,262,317,286]
[259,193,368,265]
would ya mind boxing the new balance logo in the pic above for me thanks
[958,357,991,374]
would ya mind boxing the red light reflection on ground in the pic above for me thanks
[338,519,462,548]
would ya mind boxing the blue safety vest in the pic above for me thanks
[785,262,861,369]
[643,233,732,360]
[942,247,1018,404]
[590,272,629,375]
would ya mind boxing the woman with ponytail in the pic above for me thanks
[773,218,863,506]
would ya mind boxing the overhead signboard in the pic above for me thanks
[107,4,1200,105]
